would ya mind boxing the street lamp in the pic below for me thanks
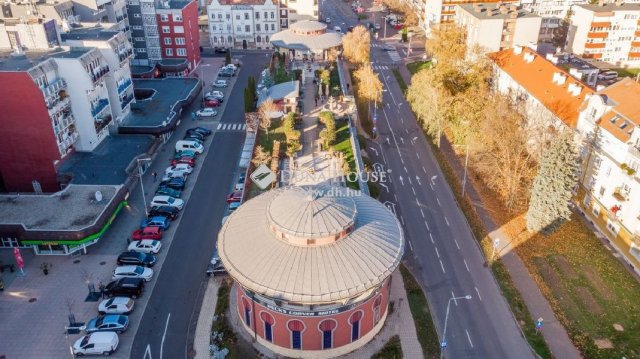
[136,157,152,216]
[200,63,211,104]
[441,294,472,358]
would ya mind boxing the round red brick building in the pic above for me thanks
[217,185,404,358]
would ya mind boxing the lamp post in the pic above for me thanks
[136,157,152,216]
[441,294,472,358]
[200,63,211,104]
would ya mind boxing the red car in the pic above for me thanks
[171,157,196,167]
[203,99,220,107]
[226,191,243,203]
[394,23,404,30]
[132,226,163,240]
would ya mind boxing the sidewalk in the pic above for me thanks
[394,63,581,359]
[193,277,221,359]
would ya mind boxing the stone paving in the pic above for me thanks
[193,277,221,359]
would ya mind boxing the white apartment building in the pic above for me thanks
[576,78,640,269]
[280,0,318,24]
[0,18,60,50]
[455,3,541,53]
[519,0,586,43]
[72,0,129,33]
[61,26,135,123]
[566,2,640,67]
[424,0,515,30]
[207,0,279,49]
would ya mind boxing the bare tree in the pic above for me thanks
[342,26,371,65]
[252,145,272,167]
[258,97,279,138]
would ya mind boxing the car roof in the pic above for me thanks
[149,216,167,222]
[229,202,241,208]
[115,265,139,273]
[141,226,161,231]
[153,195,170,201]
[101,315,123,324]
[137,239,157,245]
[105,297,131,305]
[87,332,118,341]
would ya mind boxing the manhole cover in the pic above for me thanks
[99,261,106,265]
[73,259,81,264]
[28,298,37,303]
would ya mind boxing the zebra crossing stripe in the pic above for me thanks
[232,124,238,130]
[216,123,222,130]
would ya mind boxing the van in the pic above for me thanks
[175,140,204,154]
[72,332,119,356]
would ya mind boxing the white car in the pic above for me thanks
[325,17,331,23]
[165,163,193,176]
[127,240,162,254]
[213,80,228,88]
[224,64,238,71]
[334,26,342,33]
[161,171,187,182]
[73,332,119,356]
[150,195,184,210]
[375,23,381,30]
[196,108,217,117]
[98,297,135,315]
[112,265,154,282]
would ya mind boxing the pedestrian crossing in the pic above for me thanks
[216,123,247,131]
[388,50,401,62]
[372,65,392,70]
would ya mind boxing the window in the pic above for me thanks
[174,26,184,33]
[349,311,363,342]
[212,36,218,43]
[245,12,249,20]
[260,312,274,342]
[271,24,275,31]
[242,298,252,327]
[255,12,260,19]
[373,295,382,324]
[165,48,173,56]
[319,320,336,349]
[257,35,261,42]
[236,14,240,20]
[256,24,261,31]
[132,25,143,30]
[280,9,286,16]
[175,37,185,45]
[228,35,233,43]
[133,13,141,17]
[271,11,275,18]
[164,38,172,45]
[162,26,170,33]
[174,14,182,21]
[160,14,168,21]
[177,48,187,56]
[288,320,304,349]
[237,25,241,32]
[134,37,145,41]
[245,25,250,32]
[136,48,146,53]
[264,11,268,18]
[211,24,217,31]
[226,13,230,19]
[266,35,269,43]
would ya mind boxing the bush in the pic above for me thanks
[371,335,402,359]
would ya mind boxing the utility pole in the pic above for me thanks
[441,295,473,358]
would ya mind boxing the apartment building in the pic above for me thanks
[0,17,60,50]
[74,0,129,33]
[455,3,541,53]
[488,46,594,152]
[519,0,586,43]
[0,0,77,26]
[279,0,318,25]
[207,0,279,49]
[576,78,640,269]
[566,2,640,67]
[424,0,515,28]
[545,51,600,88]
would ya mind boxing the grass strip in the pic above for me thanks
[371,335,403,359]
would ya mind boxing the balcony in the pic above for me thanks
[117,78,133,94]
[613,187,630,201]
[49,96,71,115]
[95,114,113,133]
[90,65,110,83]
[91,98,110,118]
[585,42,605,49]
[587,31,608,39]
[118,48,134,63]
[121,94,134,110]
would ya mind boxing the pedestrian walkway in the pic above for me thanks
[394,62,581,359]
[193,277,221,359]
[216,123,247,131]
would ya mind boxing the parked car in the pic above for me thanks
[139,216,171,230]
[228,202,241,212]
[165,163,193,176]
[128,239,162,254]
[112,265,154,282]
[234,182,244,191]
[155,186,182,198]
[226,191,243,203]
[72,332,119,356]
[224,64,238,72]
[174,150,197,160]
[159,177,186,190]
[382,44,395,51]
[325,17,331,23]
[148,205,180,220]
[175,140,204,154]
[132,226,162,240]
[104,278,145,298]
[598,70,618,80]
[196,108,218,118]
[150,195,184,210]
[394,23,404,30]
[171,156,195,168]
[203,98,221,107]
[214,46,228,53]
[347,25,354,32]
[217,69,234,77]
[204,95,223,103]
[207,90,225,98]
[187,127,212,136]
[213,80,228,88]
[161,171,187,182]
[84,314,130,334]
[184,133,205,142]
[333,26,342,33]
[375,23,381,30]
[116,251,157,268]
[98,297,134,315]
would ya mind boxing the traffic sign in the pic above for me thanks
[536,317,544,329]
[441,340,447,348]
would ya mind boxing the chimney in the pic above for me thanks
[567,83,577,93]
[546,53,559,64]
[509,4,518,11]
[514,45,523,54]
[500,5,509,14]
[571,84,583,96]
[553,72,567,85]
[614,0,624,6]
[473,3,482,12]
[524,52,535,63]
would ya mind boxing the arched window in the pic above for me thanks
[318,319,337,349]
[373,295,382,325]
[220,36,225,44]
[241,297,252,327]
[260,312,275,342]
[256,35,262,43]
[228,36,233,43]
[212,36,218,43]
[288,320,305,349]
[265,35,270,43]
[349,311,363,342]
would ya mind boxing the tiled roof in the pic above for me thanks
[488,47,594,128]
[596,78,640,142]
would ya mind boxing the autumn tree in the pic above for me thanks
[342,26,371,65]
[258,97,279,138]
[526,132,579,233]
[354,64,382,106]
[319,69,331,96]
[425,24,466,68]
[406,69,453,147]
[381,0,417,26]
[319,111,336,147]
[252,145,271,166]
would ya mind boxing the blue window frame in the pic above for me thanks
[244,307,251,326]
[351,320,360,341]
[265,322,273,342]
[292,330,302,349]
[323,330,332,349]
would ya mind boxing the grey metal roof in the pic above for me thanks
[270,27,342,52]
[290,20,327,32]
[217,186,404,303]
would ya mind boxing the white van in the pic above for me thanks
[73,332,119,356]
[175,140,204,154]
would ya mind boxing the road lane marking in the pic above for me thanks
[452,291,458,305]
[424,220,430,231]
[464,259,470,272]
[216,123,222,130]
[401,215,405,225]
[160,313,171,359]
[411,187,416,195]
[144,345,152,359]
[444,216,450,226]
[435,247,440,258]
[466,330,474,348]
[416,152,419,159]
[420,209,425,218]
[394,194,398,201]
[430,183,434,191]
[454,239,460,250]
[407,239,414,252]
[440,260,446,273]
[422,166,426,174]
[475,287,482,301]
[404,166,408,173]
[436,197,441,206]
[429,233,434,243]
[408,177,412,185]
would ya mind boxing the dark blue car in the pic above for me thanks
[85,314,129,334]
[140,216,170,230]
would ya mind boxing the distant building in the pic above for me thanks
[519,0,585,43]
[280,0,318,24]
[455,3,541,54]
[544,51,600,88]
[72,0,129,33]
[566,2,640,67]
[423,0,516,30]
[0,0,78,27]
[206,0,279,49]
[0,17,60,50]
[576,77,640,272]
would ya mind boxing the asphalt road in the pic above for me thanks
[130,53,268,359]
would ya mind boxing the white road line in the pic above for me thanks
[454,239,460,250]
[408,239,414,252]
[160,313,171,359]
[475,287,483,301]
[440,260,446,273]
[394,194,398,201]
[444,216,450,226]
[429,233,434,243]
[424,220,430,231]
[464,259,470,272]
[422,166,427,174]
[411,187,416,195]
[400,156,404,164]
[420,209,425,218]
[401,215,405,225]
[466,330,474,348]
[404,166,408,173]
[452,291,458,306]
[436,197,441,206]
[429,183,434,191]
[435,247,440,258]
[216,123,222,130]
[144,345,152,359]
[408,177,412,185]
[416,152,419,159]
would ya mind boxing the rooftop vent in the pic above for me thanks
[553,72,567,85]
[514,45,523,54]
[523,52,535,63]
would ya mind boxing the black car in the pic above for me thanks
[117,251,157,267]
[149,205,180,220]
[104,278,145,299]
[214,47,228,53]
[184,132,205,141]
[187,127,212,136]
[218,70,233,77]
[204,95,224,102]
[159,177,186,190]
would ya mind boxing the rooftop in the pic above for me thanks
[122,78,199,127]
[216,0,276,5]
[155,0,193,10]
[0,184,120,231]
[597,78,640,142]
[0,49,63,72]
[579,3,640,12]
[458,3,539,20]
[57,135,154,185]
[218,186,404,303]
[271,20,342,51]
[489,47,594,128]
[60,26,119,41]
[258,80,299,105]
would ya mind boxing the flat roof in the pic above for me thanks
[579,3,640,12]
[60,26,119,41]
[50,47,93,59]
[57,135,154,185]
[0,184,120,231]
[458,3,539,19]
[131,65,156,76]
[122,78,199,127]
[0,49,64,72]
[156,0,192,10]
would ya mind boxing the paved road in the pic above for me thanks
[131,53,268,359]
